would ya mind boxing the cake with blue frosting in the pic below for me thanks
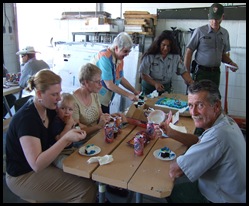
[158,146,174,158]
[155,97,188,110]
[85,144,95,155]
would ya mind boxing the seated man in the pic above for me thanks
[156,80,246,203]
[16,46,50,89]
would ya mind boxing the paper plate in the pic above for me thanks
[79,145,101,156]
[224,63,238,70]
[153,149,176,161]
[147,110,166,124]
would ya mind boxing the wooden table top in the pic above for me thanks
[128,137,187,198]
[91,117,194,198]
[63,112,195,200]
[91,126,158,189]
[63,124,136,178]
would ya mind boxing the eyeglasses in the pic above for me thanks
[123,49,131,54]
[21,54,27,58]
[90,79,102,84]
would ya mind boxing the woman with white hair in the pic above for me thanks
[91,32,140,114]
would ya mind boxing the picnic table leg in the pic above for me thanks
[98,182,106,203]
[126,191,134,203]
[136,192,143,203]
[3,96,12,116]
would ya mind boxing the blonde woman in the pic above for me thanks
[5,69,97,203]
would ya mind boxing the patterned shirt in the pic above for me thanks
[72,92,101,126]
[91,48,124,106]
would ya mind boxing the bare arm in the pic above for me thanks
[104,79,139,102]
[166,129,198,148]
[55,116,75,141]
[20,129,87,172]
[221,53,238,72]
[81,113,111,136]
[184,48,194,73]
[169,160,184,180]
[120,77,140,95]
[141,73,165,92]
[181,71,194,85]
[155,121,198,148]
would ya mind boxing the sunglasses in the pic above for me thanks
[21,54,27,58]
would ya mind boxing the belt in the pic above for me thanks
[198,65,220,72]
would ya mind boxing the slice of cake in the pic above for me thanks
[85,144,96,155]
[158,147,171,158]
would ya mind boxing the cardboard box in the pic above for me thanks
[126,103,148,121]
[87,17,106,26]
[126,104,147,128]
[79,24,119,32]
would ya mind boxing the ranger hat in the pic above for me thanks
[16,46,40,55]
[208,3,224,20]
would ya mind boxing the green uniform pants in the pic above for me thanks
[166,181,211,203]
[192,68,221,87]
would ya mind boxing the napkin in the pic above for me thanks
[147,90,159,98]
[87,155,114,165]
[172,111,179,125]
[169,123,187,133]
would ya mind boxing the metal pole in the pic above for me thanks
[136,192,143,203]
[224,52,230,114]
[98,182,106,203]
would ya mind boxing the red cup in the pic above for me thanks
[146,122,156,140]
[134,134,144,156]
[104,122,114,143]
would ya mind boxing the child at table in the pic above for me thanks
[49,92,87,169]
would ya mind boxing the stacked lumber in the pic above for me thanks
[123,11,157,35]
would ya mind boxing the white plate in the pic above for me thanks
[147,110,166,124]
[78,145,101,156]
[153,149,176,161]
[224,63,238,69]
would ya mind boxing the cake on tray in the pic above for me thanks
[155,97,188,110]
